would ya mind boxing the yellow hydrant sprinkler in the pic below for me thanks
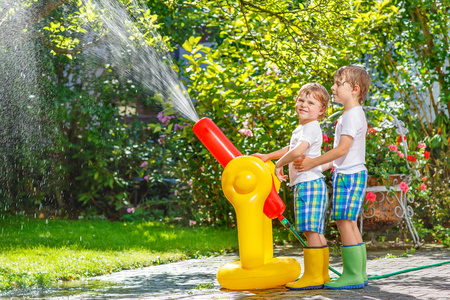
[193,117,300,289]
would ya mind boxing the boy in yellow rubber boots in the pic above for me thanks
[295,65,371,289]
[253,83,330,290]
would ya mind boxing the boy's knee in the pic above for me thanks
[336,219,350,225]
[304,231,319,237]
[336,219,353,229]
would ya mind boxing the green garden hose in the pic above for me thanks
[278,215,450,280]
[367,260,450,280]
[278,215,342,276]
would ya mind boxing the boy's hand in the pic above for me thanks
[294,157,314,172]
[275,166,288,182]
[292,155,305,170]
[251,153,269,162]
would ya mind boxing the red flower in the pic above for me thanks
[366,192,377,202]
[388,144,398,152]
[397,135,406,145]
[399,182,409,193]
[424,151,430,159]
[407,155,417,162]
[323,134,330,143]
[368,128,377,134]
[418,142,426,149]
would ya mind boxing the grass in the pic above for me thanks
[0,215,240,291]
[377,247,416,259]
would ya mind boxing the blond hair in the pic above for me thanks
[334,65,371,104]
[295,82,329,120]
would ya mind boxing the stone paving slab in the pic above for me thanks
[19,246,448,300]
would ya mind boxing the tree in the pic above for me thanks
[152,0,361,225]
[356,0,449,132]
[2,0,448,226]
[0,0,175,217]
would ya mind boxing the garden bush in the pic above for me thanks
[1,0,448,231]
[23,52,179,220]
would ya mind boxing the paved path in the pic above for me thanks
[12,245,450,300]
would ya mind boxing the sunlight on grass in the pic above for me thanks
[0,215,238,291]
[0,246,187,290]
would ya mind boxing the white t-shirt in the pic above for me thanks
[288,121,324,186]
[333,106,367,174]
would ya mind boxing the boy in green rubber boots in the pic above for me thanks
[253,83,331,290]
[295,65,370,289]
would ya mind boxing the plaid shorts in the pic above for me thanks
[332,171,368,221]
[293,178,327,234]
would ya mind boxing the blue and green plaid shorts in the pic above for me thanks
[293,177,327,234]
[332,170,368,221]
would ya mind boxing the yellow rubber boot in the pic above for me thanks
[323,246,331,283]
[286,247,325,290]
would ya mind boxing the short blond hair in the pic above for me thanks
[334,65,371,104]
[295,82,329,120]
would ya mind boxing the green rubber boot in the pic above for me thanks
[323,246,331,283]
[286,247,325,290]
[324,245,364,289]
[359,243,368,285]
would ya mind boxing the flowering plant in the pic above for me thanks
[364,120,430,197]
[366,112,430,198]
[321,109,430,198]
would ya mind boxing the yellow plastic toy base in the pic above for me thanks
[218,156,300,290]
[218,257,301,290]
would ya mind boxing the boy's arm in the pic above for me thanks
[295,135,353,171]
[275,142,309,169]
[274,142,309,182]
[251,146,289,162]
[319,162,334,172]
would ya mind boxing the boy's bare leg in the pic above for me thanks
[305,231,323,247]
[336,219,358,245]
[352,220,363,244]
[319,234,327,246]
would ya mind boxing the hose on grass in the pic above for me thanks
[279,215,450,280]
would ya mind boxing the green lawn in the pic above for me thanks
[0,215,242,290]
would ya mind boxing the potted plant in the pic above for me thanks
[362,110,430,232]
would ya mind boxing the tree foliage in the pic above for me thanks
[0,0,448,226]
[1,0,177,218]
[352,0,450,225]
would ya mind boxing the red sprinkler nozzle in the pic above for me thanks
[193,117,286,219]
[193,117,242,167]
[263,179,285,219]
